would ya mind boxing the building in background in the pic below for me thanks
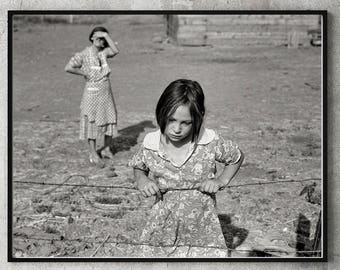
[166,15,321,48]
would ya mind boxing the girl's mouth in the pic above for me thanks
[169,134,182,139]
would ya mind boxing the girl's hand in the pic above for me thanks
[198,179,224,194]
[137,179,160,198]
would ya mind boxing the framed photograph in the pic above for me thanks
[8,10,327,262]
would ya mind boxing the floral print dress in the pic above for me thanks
[67,46,117,149]
[129,128,242,257]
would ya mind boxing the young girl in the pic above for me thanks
[129,79,244,257]
[65,26,119,167]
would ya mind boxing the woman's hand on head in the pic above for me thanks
[198,179,222,194]
[137,179,160,198]
[94,31,108,39]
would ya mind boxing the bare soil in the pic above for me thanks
[11,15,322,258]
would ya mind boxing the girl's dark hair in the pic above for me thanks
[89,26,109,47]
[156,79,205,142]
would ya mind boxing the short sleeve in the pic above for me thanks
[128,145,149,172]
[214,133,242,165]
[67,52,83,68]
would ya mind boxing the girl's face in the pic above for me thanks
[164,104,193,143]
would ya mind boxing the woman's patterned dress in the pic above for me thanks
[67,46,117,149]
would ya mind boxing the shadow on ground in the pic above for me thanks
[219,214,281,257]
[295,212,321,257]
[218,214,249,254]
[109,120,156,155]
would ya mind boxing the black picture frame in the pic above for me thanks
[8,10,327,262]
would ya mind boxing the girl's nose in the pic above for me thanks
[173,123,181,133]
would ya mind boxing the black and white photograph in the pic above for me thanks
[8,11,326,261]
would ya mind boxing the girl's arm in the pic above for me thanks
[134,168,160,198]
[216,150,244,187]
[199,150,244,194]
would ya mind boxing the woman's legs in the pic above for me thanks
[88,139,105,167]
[98,135,115,159]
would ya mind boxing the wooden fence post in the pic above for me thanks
[288,30,299,48]
[312,211,322,256]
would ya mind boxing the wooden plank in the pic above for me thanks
[205,36,310,47]
[176,24,206,34]
[206,16,318,27]
[206,17,238,25]
[206,24,291,33]
[177,33,206,41]
[177,37,207,46]
[205,31,293,39]
[285,18,319,26]
[177,14,208,19]
[178,16,207,26]
[205,31,304,39]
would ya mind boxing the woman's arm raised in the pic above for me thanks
[99,32,119,58]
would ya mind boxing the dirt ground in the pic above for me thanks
[11,15,322,258]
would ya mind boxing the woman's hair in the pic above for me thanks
[89,26,109,47]
[156,79,205,142]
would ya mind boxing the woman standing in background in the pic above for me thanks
[65,26,119,167]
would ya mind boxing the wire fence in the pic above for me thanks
[12,174,323,258]
[13,234,321,257]
[13,176,322,192]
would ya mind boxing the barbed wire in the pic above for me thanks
[12,175,322,257]
[13,177,322,192]
[13,235,321,256]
